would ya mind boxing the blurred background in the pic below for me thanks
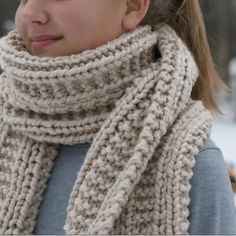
[0,0,236,201]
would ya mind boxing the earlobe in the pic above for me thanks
[122,12,139,30]
[122,0,150,31]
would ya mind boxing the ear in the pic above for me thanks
[122,0,150,30]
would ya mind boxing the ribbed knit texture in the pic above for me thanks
[0,24,212,234]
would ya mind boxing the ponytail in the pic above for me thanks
[141,0,228,114]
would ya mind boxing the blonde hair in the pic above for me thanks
[141,0,228,114]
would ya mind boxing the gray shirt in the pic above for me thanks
[33,138,236,235]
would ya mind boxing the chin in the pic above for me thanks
[30,49,66,58]
[28,42,73,58]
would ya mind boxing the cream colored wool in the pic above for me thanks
[0,24,212,235]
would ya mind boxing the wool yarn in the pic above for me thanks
[0,24,212,234]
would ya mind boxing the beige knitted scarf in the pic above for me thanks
[0,24,212,235]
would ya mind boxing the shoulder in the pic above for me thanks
[193,138,227,174]
[188,138,236,234]
[190,137,230,193]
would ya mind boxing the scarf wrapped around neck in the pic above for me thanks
[0,24,212,234]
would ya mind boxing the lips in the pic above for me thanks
[31,35,63,41]
[30,35,63,48]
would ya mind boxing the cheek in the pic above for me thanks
[58,11,99,46]
[14,8,22,32]
[14,7,27,41]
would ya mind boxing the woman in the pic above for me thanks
[0,0,235,234]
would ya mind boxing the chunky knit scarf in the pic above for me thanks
[0,25,212,235]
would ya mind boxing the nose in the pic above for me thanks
[20,0,49,25]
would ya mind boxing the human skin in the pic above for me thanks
[15,0,150,57]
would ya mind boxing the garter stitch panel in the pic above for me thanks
[0,24,212,234]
